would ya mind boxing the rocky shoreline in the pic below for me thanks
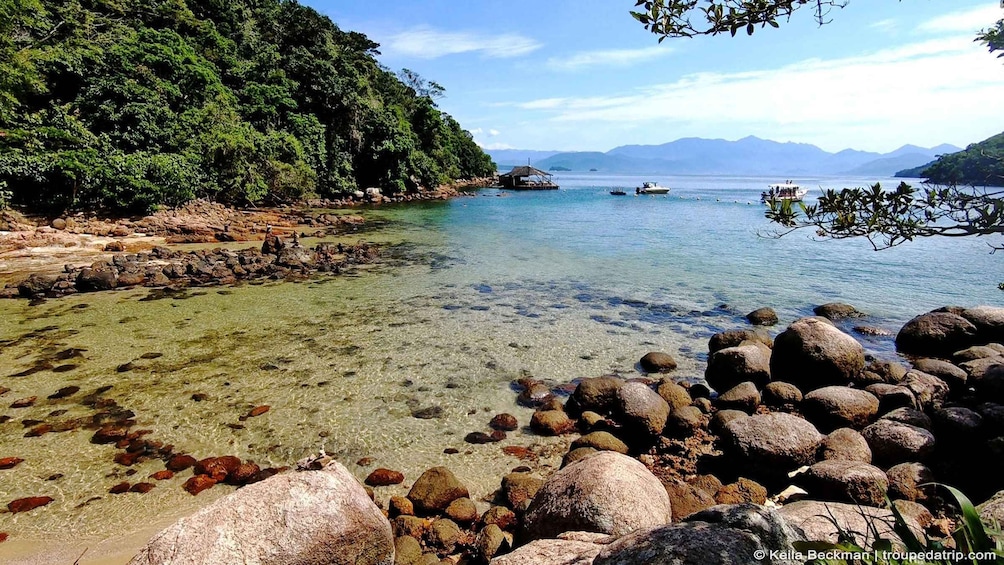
[14,302,996,564]
[0,181,495,297]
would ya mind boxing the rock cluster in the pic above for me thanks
[7,239,377,300]
[105,303,1004,564]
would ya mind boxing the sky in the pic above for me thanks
[312,1,1004,154]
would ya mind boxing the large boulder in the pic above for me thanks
[715,382,761,414]
[593,504,804,565]
[887,462,935,502]
[640,352,677,373]
[569,377,623,416]
[128,464,393,565]
[615,382,670,438]
[408,467,470,514]
[663,479,717,522]
[861,419,936,467]
[880,407,933,430]
[771,318,865,391]
[801,387,879,432]
[901,371,950,411]
[763,382,803,409]
[978,490,1004,527]
[896,311,978,358]
[798,460,888,506]
[77,266,118,291]
[746,307,778,326]
[17,274,57,298]
[721,413,823,482]
[814,303,865,320]
[779,500,923,546]
[521,451,672,542]
[705,343,772,392]
[818,428,872,463]
[864,384,918,413]
[655,380,692,411]
[488,537,602,565]
[709,329,773,353]
[961,306,1004,344]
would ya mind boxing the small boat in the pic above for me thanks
[610,189,627,196]
[636,181,670,195]
[761,182,808,203]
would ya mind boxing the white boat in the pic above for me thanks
[636,181,670,195]
[761,183,808,203]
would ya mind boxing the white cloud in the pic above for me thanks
[469,127,484,135]
[383,26,541,59]
[479,142,515,150]
[510,35,1004,151]
[916,5,1001,34]
[488,129,500,137]
[868,18,898,33]
[546,46,673,71]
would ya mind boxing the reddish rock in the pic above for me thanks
[356,457,376,466]
[8,496,54,512]
[246,467,281,484]
[489,414,519,431]
[245,405,270,419]
[92,426,129,444]
[183,474,217,495]
[366,468,405,486]
[225,462,261,486]
[110,482,131,494]
[10,397,37,409]
[0,532,7,542]
[130,482,155,494]
[502,446,534,460]
[0,457,24,470]
[150,470,174,481]
[24,424,52,438]
[195,456,241,481]
[48,386,80,399]
[166,454,198,472]
[114,452,142,466]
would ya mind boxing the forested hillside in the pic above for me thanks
[0,0,495,213]
[920,131,1004,187]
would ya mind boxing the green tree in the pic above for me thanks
[0,0,494,213]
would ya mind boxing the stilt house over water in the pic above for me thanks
[499,165,559,190]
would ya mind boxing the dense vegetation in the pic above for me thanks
[920,131,1004,188]
[0,0,495,213]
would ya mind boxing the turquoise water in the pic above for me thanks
[373,173,1001,345]
[1,173,1001,561]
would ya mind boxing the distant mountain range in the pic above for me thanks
[486,136,961,177]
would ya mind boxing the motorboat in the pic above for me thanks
[636,182,670,195]
[610,189,627,196]
[761,183,808,203]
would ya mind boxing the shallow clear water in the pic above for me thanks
[0,173,1000,559]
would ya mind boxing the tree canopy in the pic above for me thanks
[0,0,495,213]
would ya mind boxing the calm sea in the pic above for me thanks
[1,172,1001,557]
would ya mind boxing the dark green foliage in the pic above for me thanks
[0,0,493,213]
[766,181,1004,251]
[922,132,1004,188]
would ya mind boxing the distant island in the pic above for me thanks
[548,166,572,172]
[895,130,1004,187]
[486,136,961,177]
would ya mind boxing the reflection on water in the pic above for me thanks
[0,173,1000,556]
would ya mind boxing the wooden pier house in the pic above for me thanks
[498,165,559,190]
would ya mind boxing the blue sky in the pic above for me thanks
[313,1,1004,153]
